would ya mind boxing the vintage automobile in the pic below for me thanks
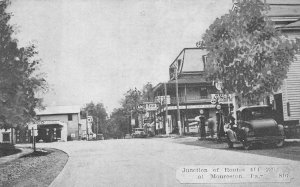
[225,105,285,150]
[132,128,147,138]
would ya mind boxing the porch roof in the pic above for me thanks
[167,76,209,85]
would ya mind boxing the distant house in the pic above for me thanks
[153,48,232,134]
[32,105,83,142]
[0,128,16,144]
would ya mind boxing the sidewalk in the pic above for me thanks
[0,146,33,165]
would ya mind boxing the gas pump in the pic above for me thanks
[216,104,225,140]
[199,109,206,139]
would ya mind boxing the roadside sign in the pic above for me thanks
[210,99,217,104]
[215,81,223,91]
[145,103,158,111]
[87,116,93,122]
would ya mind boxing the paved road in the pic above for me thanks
[31,138,300,187]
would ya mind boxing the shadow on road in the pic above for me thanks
[179,139,300,161]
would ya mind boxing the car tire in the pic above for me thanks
[275,139,284,148]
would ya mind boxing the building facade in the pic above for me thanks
[267,1,300,137]
[33,105,83,142]
[153,48,232,135]
[0,128,16,144]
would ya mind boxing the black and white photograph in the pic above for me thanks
[1,0,300,186]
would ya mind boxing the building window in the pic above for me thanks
[3,133,10,142]
[200,87,208,98]
[68,114,73,121]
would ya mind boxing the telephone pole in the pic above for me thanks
[175,64,182,136]
[96,117,99,140]
[86,110,89,141]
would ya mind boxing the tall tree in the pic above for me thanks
[142,82,154,102]
[82,102,107,134]
[200,0,300,104]
[121,88,142,127]
[0,0,47,129]
[109,108,129,138]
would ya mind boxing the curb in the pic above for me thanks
[0,147,33,165]
[48,148,70,187]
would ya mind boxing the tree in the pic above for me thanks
[82,102,108,135]
[142,82,154,102]
[121,88,142,128]
[0,0,47,129]
[109,108,129,138]
[200,0,300,104]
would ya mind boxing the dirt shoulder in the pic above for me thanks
[0,148,68,187]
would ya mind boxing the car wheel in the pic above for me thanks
[275,139,284,148]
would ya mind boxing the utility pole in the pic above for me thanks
[86,110,89,141]
[96,117,99,140]
[32,127,36,152]
[164,82,168,135]
[175,64,182,136]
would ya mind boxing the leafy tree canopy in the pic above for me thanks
[142,82,154,102]
[201,0,300,104]
[121,87,142,116]
[82,101,108,133]
[0,0,47,129]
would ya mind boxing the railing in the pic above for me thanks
[170,95,211,104]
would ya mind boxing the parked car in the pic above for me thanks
[132,128,147,138]
[225,105,285,150]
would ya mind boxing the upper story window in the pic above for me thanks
[68,114,73,121]
[200,87,208,97]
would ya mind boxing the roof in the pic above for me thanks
[36,105,81,115]
[169,48,206,79]
[181,49,207,72]
[167,75,209,85]
[152,83,163,92]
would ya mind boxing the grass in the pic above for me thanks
[0,148,68,187]
[0,144,21,158]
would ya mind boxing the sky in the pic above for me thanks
[8,0,233,113]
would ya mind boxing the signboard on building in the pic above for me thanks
[155,95,171,105]
[162,104,216,111]
[211,94,232,103]
[145,103,158,111]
